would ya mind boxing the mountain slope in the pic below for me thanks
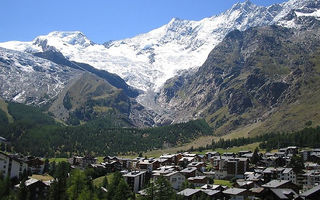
[157,10,320,136]
[33,49,139,98]
[0,0,313,94]
[0,47,155,126]
[0,47,81,106]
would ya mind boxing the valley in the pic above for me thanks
[0,0,319,161]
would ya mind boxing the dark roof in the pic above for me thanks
[177,189,201,197]
[202,189,221,196]
[262,180,290,188]
[300,185,320,197]
[270,188,299,199]
[223,188,247,195]
[249,187,265,194]
[180,167,197,173]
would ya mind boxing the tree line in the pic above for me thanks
[0,102,212,157]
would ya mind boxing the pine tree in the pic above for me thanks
[145,176,175,200]
[67,170,87,200]
[113,179,133,200]
[107,171,123,200]
[102,176,109,188]
[17,179,30,200]
[251,147,261,164]
[289,155,305,174]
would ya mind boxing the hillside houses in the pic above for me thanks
[4,145,320,199]
[96,147,320,199]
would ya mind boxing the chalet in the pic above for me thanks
[123,171,146,193]
[68,155,97,168]
[202,189,224,199]
[305,162,320,170]
[205,152,220,160]
[179,157,196,167]
[203,171,215,179]
[180,167,203,179]
[263,188,302,200]
[15,178,51,200]
[235,180,255,189]
[309,152,320,163]
[118,158,133,169]
[25,157,45,174]
[241,153,254,159]
[155,158,172,166]
[163,171,185,190]
[103,156,119,163]
[244,172,264,186]
[300,185,320,200]
[302,170,320,189]
[238,150,252,157]
[159,154,177,164]
[223,188,247,200]
[248,187,265,199]
[187,176,208,187]
[279,146,298,156]
[101,160,122,172]
[177,189,203,200]
[262,180,300,193]
[263,167,283,181]
[137,159,160,172]
[212,156,249,179]
[187,162,206,172]
[223,152,236,157]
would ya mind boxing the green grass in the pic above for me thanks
[93,173,114,187]
[49,157,68,163]
[213,142,261,154]
[31,174,54,181]
[0,99,13,123]
[214,179,233,187]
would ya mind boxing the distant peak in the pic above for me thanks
[47,31,86,38]
[231,0,258,11]
[168,17,182,24]
[33,31,94,48]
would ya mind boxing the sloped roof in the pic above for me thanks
[262,180,290,188]
[223,188,247,195]
[300,185,320,197]
[177,189,201,197]
[270,188,299,199]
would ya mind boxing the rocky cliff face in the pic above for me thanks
[157,14,320,135]
[0,47,81,106]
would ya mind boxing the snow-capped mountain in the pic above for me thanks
[0,47,81,105]
[0,0,315,93]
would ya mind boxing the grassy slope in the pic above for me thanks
[93,173,114,187]
[31,174,54,181]
[0,99,13,123]
[144,122,261,157]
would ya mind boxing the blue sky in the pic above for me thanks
[0,0,287,43]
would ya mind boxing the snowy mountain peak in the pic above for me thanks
[0,0,318,95]
[33,31,94,50]
[230,0,257,11]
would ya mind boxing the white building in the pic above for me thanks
[0,152,28,179]
[123,171,146,193]
[164,171,185,190]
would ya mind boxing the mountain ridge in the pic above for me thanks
[0,0,312,94]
